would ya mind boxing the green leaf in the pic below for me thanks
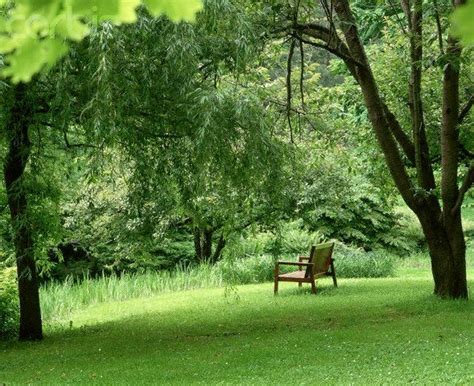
[451,0,474,46]
[0,0,203,82]
[2,37,68,82]
[144,0,203,22]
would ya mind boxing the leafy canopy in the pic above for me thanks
[0,0,203,82]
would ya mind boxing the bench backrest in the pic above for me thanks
[305,242,334,278]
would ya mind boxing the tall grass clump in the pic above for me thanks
[334,243,396,278]
[41,264,223,323]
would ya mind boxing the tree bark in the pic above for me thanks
[405,0,436,190]
[211,234,226,263]
[202,228,213,260]
[417,201,467,298]
[3,83,43,340]
[193,227,214,262]
[193,227,202,261]
[436,5,468,298]
[193,226,226,263]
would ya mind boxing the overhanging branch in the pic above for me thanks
[452,163,474,214]
[459,95,473,125]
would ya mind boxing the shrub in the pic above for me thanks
[0,267,19,340]
[238,221,322,258]
[334,243,396,278]
[217,254,275,284]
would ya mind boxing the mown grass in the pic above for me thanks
[1,269,473,384]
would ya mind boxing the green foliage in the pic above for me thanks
[333,244,395,278]
[452,0,474,46]
[292,141,403,249]
[0,0,203,82]
[0,266,18,339]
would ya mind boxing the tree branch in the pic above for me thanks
[292,23,366,69]
[332,0,417,208]
[294,22,416,166]
[406,0,436,190]
[452,163,474,214]
[433,0,445,54]
[441,1,465,215]
[458,95,473,125]
[287,38,296,143]
[382,103,416,165]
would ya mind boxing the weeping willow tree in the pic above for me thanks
[65,5,289,264]
[0,1,203,341]
[0,0,288,340]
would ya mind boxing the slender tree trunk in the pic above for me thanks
[193,227,213,261]
[3,83,43,340]
[202,228,213,261]
[193,227,202,261]
[211,234,226,263]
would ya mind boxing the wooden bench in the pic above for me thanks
[274,242,337,295]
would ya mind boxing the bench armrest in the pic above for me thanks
[298,256,310,261]
[277,261,314,267]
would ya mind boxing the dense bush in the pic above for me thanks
[217,255,275,284]
[0,267,19,340]
[333,243,396,278]
[238,221,322,257]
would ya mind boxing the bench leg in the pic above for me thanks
[274,265,279,295]
[298,282,302,288]
[311,279,317,294]
[330,261,338,288]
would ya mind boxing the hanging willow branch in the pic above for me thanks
[287,38,296,143]
[433,0,445,54]
[299,39,305,108]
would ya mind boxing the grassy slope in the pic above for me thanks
[1,272,473,384]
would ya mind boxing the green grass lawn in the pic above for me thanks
[1,268,473,384]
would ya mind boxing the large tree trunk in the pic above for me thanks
[415,199,467,298]
[202,228,213,260]
[3,83,43,341]
[193,227,202,261]
[211,234,226,263]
